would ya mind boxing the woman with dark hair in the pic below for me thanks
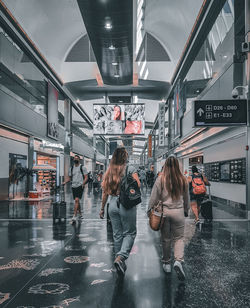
[188,165,210,225]
[148,155,189,280]
[100,147,140,276]
[113,105,122,120]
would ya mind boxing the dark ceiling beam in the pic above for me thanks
[77,0,133,85]
[152,0,227,132]
[65,79,170,101]
[108,136,147,141]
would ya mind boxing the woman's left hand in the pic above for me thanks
[147,209,151,218]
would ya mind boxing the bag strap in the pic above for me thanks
[80,164,84,177]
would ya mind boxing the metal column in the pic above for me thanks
[92,136,97,173]
[64,99,71,193]
[27,136,34,195]
[245,0,250,220]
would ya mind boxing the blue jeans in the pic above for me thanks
[108,195,137,260]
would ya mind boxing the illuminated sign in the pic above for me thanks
[194,100,247,126]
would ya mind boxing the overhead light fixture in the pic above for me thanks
[118,100,123,103]
[114,74,120,78]
[112,62,118,66]
[104,17,112,30]
[76,98,80,103]
[109,45,115,50]
[105,22,112,30]
[196,90,200,93]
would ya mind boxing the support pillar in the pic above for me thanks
[64,99,71,194]
[93,136,97,173]
[105,142,109,171]
[245,0,250,220]
[27,136,34,196]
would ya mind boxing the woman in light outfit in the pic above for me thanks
[148,155,189,280]
[100,147,140,276]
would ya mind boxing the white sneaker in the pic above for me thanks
[163,264,171,273]
[70,216,77,224]
[174,261,185,281]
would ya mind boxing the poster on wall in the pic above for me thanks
[47,81,59,140]
[9,154,27,199]
[93,104,145,135]
[158,102,165,147]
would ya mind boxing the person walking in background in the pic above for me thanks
[148,155,189,280]
[99,147,140,276]
[63,155,88,224]
[188,165,210,225]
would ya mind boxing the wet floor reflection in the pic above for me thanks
[0,192,249,307]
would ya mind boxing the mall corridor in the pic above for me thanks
[0,189,249,308]
[0,0,250,307]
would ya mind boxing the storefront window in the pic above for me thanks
[0,27,47,116]
[185,1,234,98]
[96,138,105,156]
[71,106,93,146]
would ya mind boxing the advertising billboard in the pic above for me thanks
[93,104,145,135]
[47,81,59,140]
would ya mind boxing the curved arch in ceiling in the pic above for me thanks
[65,34,96,62]
[144,0,204,64]
[2,0,87,73]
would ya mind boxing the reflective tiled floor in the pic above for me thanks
[0,187,249,308]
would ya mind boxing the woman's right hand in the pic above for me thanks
[99,208,105,219]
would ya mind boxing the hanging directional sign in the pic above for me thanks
[194,100,247,127]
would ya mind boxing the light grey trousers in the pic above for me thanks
[108,195,137,259]
[160,207,185,263]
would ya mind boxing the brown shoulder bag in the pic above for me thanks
[149,200,164,231]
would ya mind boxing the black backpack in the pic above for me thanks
[120,166,141,209]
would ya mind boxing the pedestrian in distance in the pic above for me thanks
[188,165,210,225]
[148,155,189,281]
[99,147,140,276]
[63,155,88,224]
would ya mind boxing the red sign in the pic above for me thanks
[148,134,152,158]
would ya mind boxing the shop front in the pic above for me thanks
[32,139,63,196]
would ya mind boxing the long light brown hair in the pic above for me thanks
[161,155,187,201]
[102,147,128,195]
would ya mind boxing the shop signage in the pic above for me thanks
[158,102,165,147]
[148,134,152,158]
[47,81,59,140]
[194,100,247,126]
[42,140,64,151]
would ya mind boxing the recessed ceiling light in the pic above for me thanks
[76,98,80,103]
[109,45,115,50]
[118,100,123,103]
[112,62,118,66]
[114,74,120,78]
[196,90,200,93]
[104,21,112,30]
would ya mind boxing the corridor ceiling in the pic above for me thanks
[77,0,133,85]
[1,0,204,154]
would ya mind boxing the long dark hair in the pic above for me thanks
[161,155,187,201]
[102,147,128,195]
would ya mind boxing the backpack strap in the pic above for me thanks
[80,164,84,177]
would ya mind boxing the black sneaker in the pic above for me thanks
[114,256,127,276]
